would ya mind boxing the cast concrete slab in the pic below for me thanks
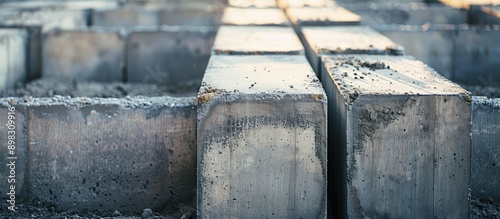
[197,55,327,218]
[277,0,336,9]
[221,8,290,26]
[228,0,279,8]
[42,28,124,82]
[471,96,500,201]
[0,28,28,90]
[26,96,197,212]
[126,26,216,86]
[301,26,403,77]
[286,7,361,29]
[321,54,471,218]
[212,26,304,55]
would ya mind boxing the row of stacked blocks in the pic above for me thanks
[197,1,471,218]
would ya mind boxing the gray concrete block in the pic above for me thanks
[376,25,455,79]
[221,8,290,26]
[301,26,403,77]
[228,0,279,8]
[277,0,337,9]
[42,28,124,82]
[92,8,160,27]
[3,10,88,32]
[127,26,216,86]
[473,5,500,24]
[343,3,467,25]
[0,99,28,202]
[0,28,28,90]
[27,96,197,212]
[197,55,327,218]
[286,7,361,31]
[321,55,471,218]
[212,26,304,55]
[158,3,223,26]
[472,96,500,201]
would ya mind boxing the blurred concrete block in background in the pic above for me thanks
[92,8,160,27]
[42,28,124,82]
[286,7,361,31]
[221,8,290,26]
[278,0,336,9]
[159,2,223,26]
[0,28,28,90]
[228,0,279,8]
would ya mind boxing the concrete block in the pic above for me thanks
[301,26,403,77]
[0,99,28,201]
[27,96,197,212]
[344,3,467,25]
[197,55,327,218]
[3,10,88,32]
[376,25,455,79]
[322,55,471,218]
[0,28,28,90]
[471,96,500,201]
[158,3,223,26]
[438,0,500,9]
[127,26,216,86]
[277,0,336,9]
[92,8,160,27]
[221,8,290,26]
[286,7,361,31]
[212,26,304,55]
[452,28,500,85]
[473,5,500,24]
[42,28,124,82]
[228,0,279,8]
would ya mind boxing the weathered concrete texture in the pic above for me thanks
[42,28,124,82]
[343,3,467,25]
[92,8,160,27]
[228,0,279,8]
[212,26,304,55]
[0,28,27,90]
[0,99,28,201]
[221,8,290,26]
[158,3,223,26]
[197,55,327,218]
[321,55,471,219]
[286,7,361,30]
[27,96,197,212]
[277,0,336,9]
[301,26,403,77]
[127,26,216,87]
[472,96,500,201]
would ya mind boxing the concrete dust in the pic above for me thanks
[0,78,199,98]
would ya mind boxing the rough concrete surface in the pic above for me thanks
[42,28,124,82]
[212,25,304,55]
[322,55,471,219]
[22,95,196,212]
[197,55,327,218]
[301,26,403,77]
[126,26,216,87]
[221,8,290,26]
[472,97,500,201]
[228,0,278,8]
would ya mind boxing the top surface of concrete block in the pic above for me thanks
[221,8,290,26]
[287,7,361,26]
[278,0,336,8]
[212,26,304,55]
[302,26,404,55]
[439,0,500,8]
[322,55,469,101]
[228,0,278,8]
[200,55,323,96]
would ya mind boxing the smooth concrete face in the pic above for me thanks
[212,26,304,55]
[286,7,361,29]
[301,26,403,77]
[472,96,500,201]
[42,29,124,82]
[343,3,467,25]
[127,26,216,87]
[197,55,327,218]
[221,8,290,26]
[228,0,279,8]
[321,55,471,219]
[92,8,160,27]
[0,99,28,201]
[26,96,197,212]
[0,28,27,90]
